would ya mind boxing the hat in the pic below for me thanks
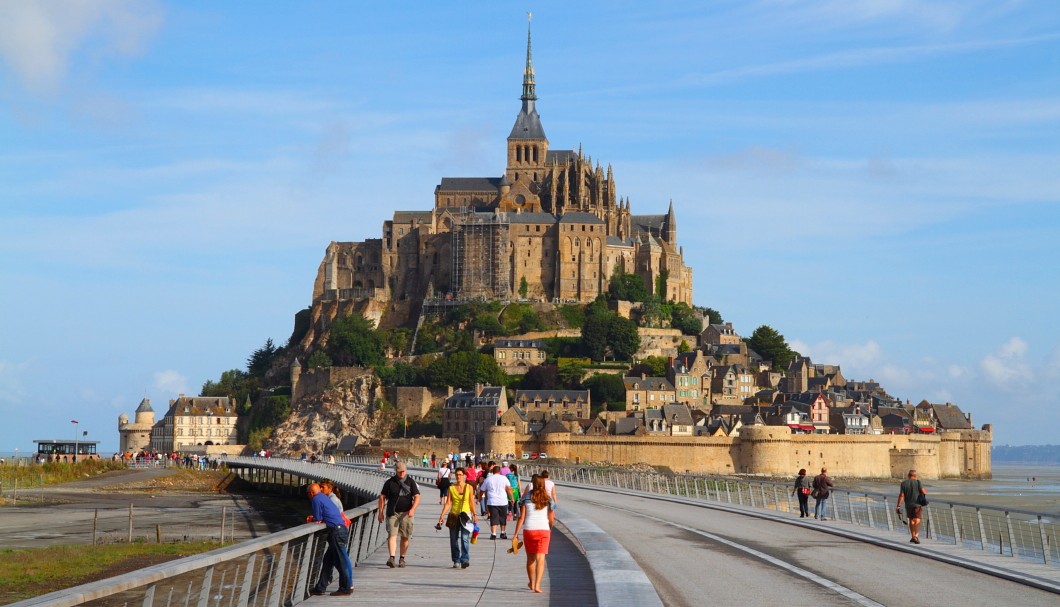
[502,461,509,466]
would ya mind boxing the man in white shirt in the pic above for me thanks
[479,465,514,539]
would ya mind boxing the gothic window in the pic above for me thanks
[516,147,522,162]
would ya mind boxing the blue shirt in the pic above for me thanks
[311,492,345,528]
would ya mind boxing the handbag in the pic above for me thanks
[916,480,928,506]
[799,487,811,496]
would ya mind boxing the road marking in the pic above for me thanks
[580,498,886,607]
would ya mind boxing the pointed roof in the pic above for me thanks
[509,17,546,141]
[135,398,153,413]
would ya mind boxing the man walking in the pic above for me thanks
[378,462,421,568]
[306,483,354,596]
[812,467,833,520]
[479,464,514,540]
[896,469,928,544]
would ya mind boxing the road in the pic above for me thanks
[559,485,1057,607]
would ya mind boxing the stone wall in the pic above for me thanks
[294,366,377,406]
[515,427,991,479]
[378,437,461,457]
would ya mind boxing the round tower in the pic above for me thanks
[290,357,302,405]
[485,425,516,459]
[735,425,791,475]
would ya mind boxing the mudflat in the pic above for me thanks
[0,467,304,550]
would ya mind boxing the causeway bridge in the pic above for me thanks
[12,457,1059,607]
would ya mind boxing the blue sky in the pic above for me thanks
[1,1,1058,454]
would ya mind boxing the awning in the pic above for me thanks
[919,427,936,433]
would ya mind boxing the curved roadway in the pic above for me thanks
[559,485,1056,607]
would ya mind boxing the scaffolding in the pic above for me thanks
[450,207,511,300]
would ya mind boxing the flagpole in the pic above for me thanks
[72,420,79,462]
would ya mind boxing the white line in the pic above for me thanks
[586,499,886,607]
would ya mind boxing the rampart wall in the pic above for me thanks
[499,426,991,479]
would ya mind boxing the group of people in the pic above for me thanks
[437,462,556,592]
[793,467,928,544]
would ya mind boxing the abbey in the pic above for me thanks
[309,25,693,328]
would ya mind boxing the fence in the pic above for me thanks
[11,458,394,607]
[522,464,1059,568]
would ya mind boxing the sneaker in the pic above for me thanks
[331,589,353,596]
[500,532,508,540]
[309,589,326,596]
[387,556,396,568]
[489,534,497,540]
[453,562,459,569]
[398,557,406,568]
[461,562,469,569]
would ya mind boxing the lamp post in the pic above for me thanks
[72,420,79,462]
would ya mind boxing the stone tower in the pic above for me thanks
[290,357,302,406]
[118,397,155,454]
[504,16,549,210]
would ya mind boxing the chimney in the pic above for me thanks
[641,373,647,380]
[475,383,483,396]
[726,322,733,329]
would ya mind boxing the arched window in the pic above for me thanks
[516,147,522,162]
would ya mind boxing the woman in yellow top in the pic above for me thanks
[437,467,478,569]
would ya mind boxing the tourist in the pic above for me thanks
[436,460,452,504]
[527,469,558,508]
[431,452,437,468]
[896,469,928,544]
[305,483,354,596]
[514,475,555,593]
[378,462,421,568]
[792,468,812,518]
[319,480,352,583]
[812,467,833,520]
[479,465,514,540]
[437,467,477,569]
[506,463,522,520]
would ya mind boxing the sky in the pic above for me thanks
[1,1,1059,454]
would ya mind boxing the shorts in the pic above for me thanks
[487,505,508,527]
[386,512,414,538]
[905,504,923,519]
[523,529,550,554]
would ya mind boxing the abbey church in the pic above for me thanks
[309,25,693,330]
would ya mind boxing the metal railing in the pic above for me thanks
[11,458,393,607]
[523,464,1059,568]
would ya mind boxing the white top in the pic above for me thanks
[438,466,451,479]
[480,473,511,506]
[327,492,344,512]
[521,497,553,531]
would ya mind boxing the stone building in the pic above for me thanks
[301,23,693,343]
[118,397,155,454]
[149,395,240,454]
[623,375,676,411]
[443,385,509,452]
[494,339,547,374]
[513,389,591,421]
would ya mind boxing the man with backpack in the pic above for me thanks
[378,462,421,568]
[896,469,928,544]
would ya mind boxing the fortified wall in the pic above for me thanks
[486,425,991,480]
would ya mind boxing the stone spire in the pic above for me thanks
[521,13,537,103]
[508,13,546,141]
[665,199,677,244]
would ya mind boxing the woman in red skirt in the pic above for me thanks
[513,475,555,593]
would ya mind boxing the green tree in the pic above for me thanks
[747,325,796,370]
[376,360,423,386]
[580,300,612,360]
[677,340,691,354]
[655,269,669,300]
[522,365,560,390]
[696,306,723,326]
[246,338,278,378]
[582,373,625,403]
[609,315,640,360]
[306,350,332,368]
[608,272,650,302]
[670,302,703,336]
[519,276,529,299]
[326,314,385,367]
[426,351,505,389]
[201,369,256,407]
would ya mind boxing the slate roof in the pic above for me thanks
[614,417,644,435]
[930,403,972,430]
[559,212,605,224]
[135,398,153,413]
[546,150,576,164]
[437,177,503,192]
[445,386,504,408]
[606,235,635,247]
[540,418,571,434]
[508,213,557,224]
[623,376,675,391]
[516,389,589,402]
[496,339,547,349]
[509,106,546,140]
[169,396,234,416]
[663,403,694,425]
[631,214,666,234]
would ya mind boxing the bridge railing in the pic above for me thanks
[11,457,392,607]
[525,464,1059,568]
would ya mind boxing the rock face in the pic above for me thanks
[265,372,393,456]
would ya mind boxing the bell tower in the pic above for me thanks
[504,13,548,211]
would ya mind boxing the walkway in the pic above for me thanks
[308,498,598,606]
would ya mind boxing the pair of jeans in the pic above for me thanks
[449,524,470,564]
[797,493,810,516]
[316,525,352,592]
[814,496,829,519]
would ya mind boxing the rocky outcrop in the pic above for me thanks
[265,372,395,456]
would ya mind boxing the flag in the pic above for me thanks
[71,420,79,424]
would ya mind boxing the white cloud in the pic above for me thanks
[788,338,882,373]
[947,364,972,379]
[979,336,1033,388]
[153,370,188,395]
[0,0,162,95]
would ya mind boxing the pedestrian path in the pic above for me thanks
[309,499,598,605]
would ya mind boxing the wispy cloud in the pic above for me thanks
[153,370,188,395]
[0,0,162,95]
[979,337,1033,388]
[0,359,30,406]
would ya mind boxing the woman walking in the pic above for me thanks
[514,475,555,593]
[812,467,833,520]
[436,460,452,504]
[791,468,812,518]
[437,467,477,569]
